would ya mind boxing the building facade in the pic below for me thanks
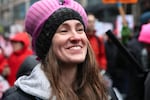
[0,0,38,32]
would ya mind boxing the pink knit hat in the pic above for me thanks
[25,0,87,59]
[138,23,150,44]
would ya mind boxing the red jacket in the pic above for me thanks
[7,32,33,86]
[0,36,8,74]
[87,32,107,70]
[0,51,7,74]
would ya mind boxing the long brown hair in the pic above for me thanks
[41,42,108,100]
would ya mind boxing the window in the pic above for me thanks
[14,3,25,20]
[30,0,38,5]
[87,0,100,6]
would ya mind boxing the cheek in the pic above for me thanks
[52,35,65,55]
[83,35,89,43]
[52,37,60,52]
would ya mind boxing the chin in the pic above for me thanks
[69,58,85,63]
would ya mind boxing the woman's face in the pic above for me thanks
[87,14,95,33]
[52,20,88,64]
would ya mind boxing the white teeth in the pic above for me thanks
[70,46,81,50]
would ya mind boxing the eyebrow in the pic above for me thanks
[76,22,83,27]
[60,23,68,27]
[60,22,83,28]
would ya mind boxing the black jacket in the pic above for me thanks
[145,72,150,100]
[2,86,41,100]
[2,86,118,100]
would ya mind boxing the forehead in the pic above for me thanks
[60,19,83,26]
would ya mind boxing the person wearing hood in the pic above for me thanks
[2,0,109,100]
[6,32,33,86]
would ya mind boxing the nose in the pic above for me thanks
[69,30,81,43]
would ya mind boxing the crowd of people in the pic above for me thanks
[0,0,150,100]
[0,32,33,97]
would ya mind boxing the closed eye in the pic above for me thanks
[77,28,84,32]
[60,30,68,32]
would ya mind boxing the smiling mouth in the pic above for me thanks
[69,46,82,50]
[67,45,82,50]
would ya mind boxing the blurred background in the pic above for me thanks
[0,0,150,35]
[0,0,150,100]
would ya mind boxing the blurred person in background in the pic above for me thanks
[86,13,107,71]
[0,34,10,80]
[0,33,13,58]
[0,74,10,99]
[0,46,10,99]
[2,55,38,99]
[6,32,33,86]
[105,34,131,99]
[0,46,9,78]
[138,23,150,100]
[125,11,150,100]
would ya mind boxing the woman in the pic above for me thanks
[2,0,108,99]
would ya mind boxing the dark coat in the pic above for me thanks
[2,86,118,100]
[145,72,150,100]
[2,86,41,100]
[16,55,39,79]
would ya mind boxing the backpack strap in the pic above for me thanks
[108,87,118,100]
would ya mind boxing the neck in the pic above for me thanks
[61,64,77,87]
